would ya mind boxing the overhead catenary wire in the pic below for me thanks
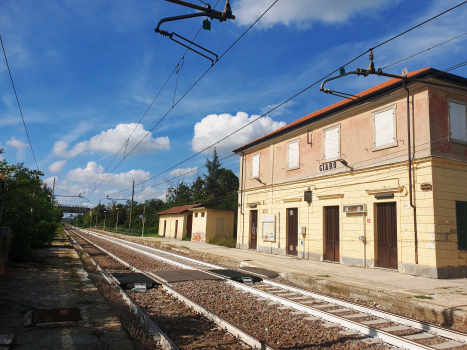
[89,0,222,190]
[93,0,467,200]
[107,59,467,201]
[0,34,39,171]
[86,0,280,199]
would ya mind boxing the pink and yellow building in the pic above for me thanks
[234,68,467,278]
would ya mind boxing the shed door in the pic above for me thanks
[456,201,467,250]
[163,220,167,237]
[377,202,398,269]
[325,206,340,262]
[187,213,193,239]
[287,208,298,256]
[250,210,258,250]
[174,220,178,239]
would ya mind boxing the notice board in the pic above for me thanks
[262,215,275,242]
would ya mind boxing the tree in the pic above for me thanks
[0,152,61,261]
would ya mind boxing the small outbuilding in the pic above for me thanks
[188,207,235,243]
[157,204,201,240]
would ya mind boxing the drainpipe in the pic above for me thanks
[240,152,245,247]
[362,212,366,268]
[404,82,418,265]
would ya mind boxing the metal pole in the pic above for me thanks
[142,203,146,237]
[116,210,119,233]
[129,180,135,230]
[51,177,55,203]
[95,213,97,229]
[0,173,5,224]
[104,211,107,231]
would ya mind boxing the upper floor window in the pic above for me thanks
[287,139,300,170]
[251,153,260,178]
[449,101,467,144]
[373,105,397,150]
[323,125,340,161]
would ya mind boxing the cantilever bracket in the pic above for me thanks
[155,0,235,65]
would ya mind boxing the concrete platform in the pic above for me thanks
[151,269,222,283]
[87,228,467,330]
[0,232,132,350]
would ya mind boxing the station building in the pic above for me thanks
[234,68,467,279]
[158,204,201,240]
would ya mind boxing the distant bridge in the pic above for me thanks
[54,204,90,214]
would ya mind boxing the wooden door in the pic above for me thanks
[457,201,467,250]
[377,202,398,269]
[325,206,340,262]
[163,220,167,237]
[187,213,193,238]
[174,220,178,239]
[250,210,258,250]
[287,208,298,256]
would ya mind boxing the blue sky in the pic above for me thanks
[1,0,467,208]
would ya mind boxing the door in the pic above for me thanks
[287,208,298,256]
[174,220,178,239]
[377,202,398,269]
[325,206,340,262]
[163,220,167,237]
[457,201,467,250]
[187,214,193,239]
[250,210,258,250]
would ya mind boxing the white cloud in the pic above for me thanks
[134,187,166,202]
[43,176,89,203]
[168,167,198,178]
[48,160,67,173]
[66,161,151,187]
[53,123,170,158]
[191,112,285,153]
[234,0,397,29]
[6,137,28,150]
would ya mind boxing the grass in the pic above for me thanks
[316,275,331,278]
[414,295,433,300]
[208,235,237,248]
[182,236,191,241]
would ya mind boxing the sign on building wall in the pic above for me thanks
[262,215,275,242]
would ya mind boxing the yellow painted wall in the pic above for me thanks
[205,210,235,241]
[191,210,207,242]
[432,158,467,269]
[160,213,187,240]
[237,158,445,274]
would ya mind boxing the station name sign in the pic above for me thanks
[319,161,337,172]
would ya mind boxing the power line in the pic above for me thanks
[89,1,222,191]
[0,34,39,171]
[106,58,467,200]
[382,32,467,69]
[86,0,280,198]
[95,0,466,200]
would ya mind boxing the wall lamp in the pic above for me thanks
[338,159,353,170]
[255,178,266,185]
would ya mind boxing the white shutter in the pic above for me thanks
[251,154,260,178]
[288,140,299,169]
[324,127,339,160]
[450,102,467,142]
[374,108,395,148]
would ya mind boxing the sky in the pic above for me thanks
[1,0,467,210]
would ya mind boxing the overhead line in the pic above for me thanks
[96,0,466,200]
[86,0,280,199]
[89,1,221,191]
[0,34,39,171]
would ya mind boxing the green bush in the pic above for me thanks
[208,234,236,248]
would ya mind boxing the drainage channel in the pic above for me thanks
[76,227,467,350]
[69,228,275,350]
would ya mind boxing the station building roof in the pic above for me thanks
[157,204,201,215]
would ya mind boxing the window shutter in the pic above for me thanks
[324,127,339,160]
[449,102,467,142]
[457,201,467,250]
[251,154,260,177]
[288,141,299,169]
[374,109,395,148]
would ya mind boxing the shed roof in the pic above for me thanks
[157,204,201,215]
[233,68,467,153]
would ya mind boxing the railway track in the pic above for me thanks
[68,227,467,350]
